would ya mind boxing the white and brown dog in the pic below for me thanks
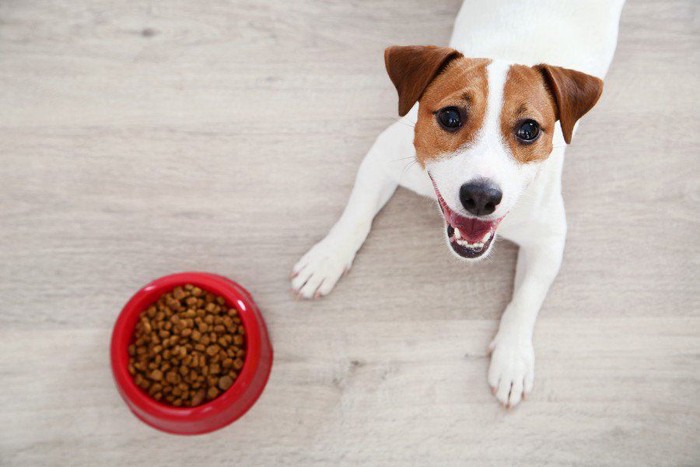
[292,0,625,407]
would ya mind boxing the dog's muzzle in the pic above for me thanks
[431,180,504,259]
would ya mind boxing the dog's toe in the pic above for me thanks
[291,236,355,299]
[487,336,534,409]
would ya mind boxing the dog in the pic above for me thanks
[291,0,625,407]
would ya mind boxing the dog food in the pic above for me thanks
[128,284,246,407]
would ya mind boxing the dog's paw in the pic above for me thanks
[487,334,534,408]
[291,235,355,299]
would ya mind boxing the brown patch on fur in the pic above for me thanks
[413,57,491,166]
[385,46,463,117]
[500,65,557,164]
[535,64,604,144]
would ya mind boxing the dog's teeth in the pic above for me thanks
[456,239,484,250]
[454,228,462,239]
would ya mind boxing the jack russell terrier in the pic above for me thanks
[291,0,625,407]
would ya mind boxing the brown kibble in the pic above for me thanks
[191,389,205,406]
[218,375,234,391]
[128,285,246,407]
[173,287,186,299]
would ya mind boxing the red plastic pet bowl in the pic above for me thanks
[110,272,273,435]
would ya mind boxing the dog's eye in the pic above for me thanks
[436,107,463,132]
[516,120,540,142]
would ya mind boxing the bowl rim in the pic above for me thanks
[110,272,268,431]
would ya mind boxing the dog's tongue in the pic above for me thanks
[448,213,493,241]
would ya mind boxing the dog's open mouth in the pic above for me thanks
[432,184,503,259]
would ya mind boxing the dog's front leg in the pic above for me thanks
[291,121,411,299]
[488,228,566,408]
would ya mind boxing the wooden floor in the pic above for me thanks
[1,1,698,465]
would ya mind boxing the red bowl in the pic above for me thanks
[110,272,273,435]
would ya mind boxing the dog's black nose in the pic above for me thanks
[459,180,502,216]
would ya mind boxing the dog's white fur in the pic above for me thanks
[292,0,625,407]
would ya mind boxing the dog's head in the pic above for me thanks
[385,46,603,260]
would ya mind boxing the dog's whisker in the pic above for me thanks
[393,117,415,129]
[389,155,417,163]
[401,159,418,177]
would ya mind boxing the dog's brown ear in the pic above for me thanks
[535,64,603,144]
[385,45,463,117]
